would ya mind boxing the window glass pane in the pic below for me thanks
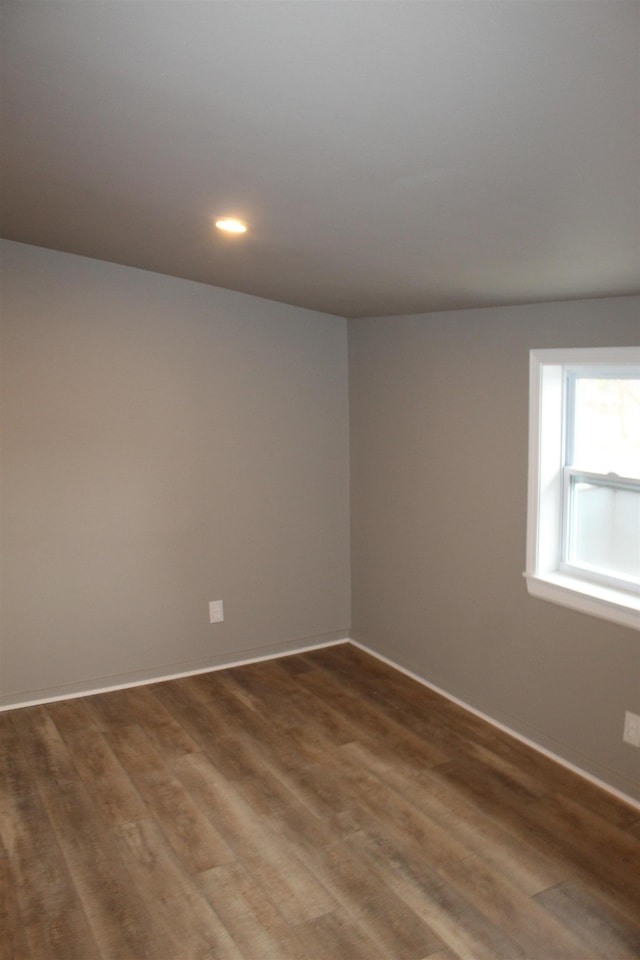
[572,378,640,478]
[568,478,640,583]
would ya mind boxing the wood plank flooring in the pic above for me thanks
[2,642,639,959]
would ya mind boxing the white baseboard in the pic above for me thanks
[349,639,640,813]
[0,637,350,712]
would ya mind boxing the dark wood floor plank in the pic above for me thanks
[0,850,31,960]
[303,644,498,758]
[259,795,448,960]
[471,730,640,829]
[118,683,200,761]
[149,675,235,745]
[416,743,640,931]
[293,909,390,960]
[23,908,102,960]
[49,716,147,827]
[84,687,139,731]
[462,759,639,907]
[303,643,448,725]
[294,664,450,769]
[11,705,79,786]
[174,750,337,924]
[533,879,640,960]
[205,664,357,747]
[3,643,639,960]
[161,671,363,831]
[242,778,447,959]
[341,739,564,896]
[1,774,56,866]
[302,836,446,960]
[459,739,549,802]
[36,777,168,960]
[0,785,85,936]
[150,675,273,784]
[105,723,236,873]
[313,746,472,868]
[0,710,40,800]
[154,670,338,830]
[529,793,640,918]
[228,656,453,792]
[348,828,527,960]
[9,846,83,938]
[307,645,640,832]
[44,696,95,738]
[273,650,318,676]
[199,860,309,960]
[115,818,244,960]
[438,853,591,960]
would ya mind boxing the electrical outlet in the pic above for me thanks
[209,600,224,624]
[623,711,640,748]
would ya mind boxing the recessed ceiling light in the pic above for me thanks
[215,218,247,234]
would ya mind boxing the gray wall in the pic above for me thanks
[349,297,640,800]
[2,239,638,801]
[0,240,350,704]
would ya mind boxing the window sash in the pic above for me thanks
[564,370,640,478]
[561,467,640,594]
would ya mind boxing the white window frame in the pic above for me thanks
[525,346,640,631]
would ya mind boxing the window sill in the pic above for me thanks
[524,571,640,631]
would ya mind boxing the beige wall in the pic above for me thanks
[0,240,350,703]
[349,296,640,799]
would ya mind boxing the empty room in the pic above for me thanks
[1,2,639,959]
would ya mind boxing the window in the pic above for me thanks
[525,346,640,630]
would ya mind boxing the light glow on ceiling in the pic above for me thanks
[215,218,247,234]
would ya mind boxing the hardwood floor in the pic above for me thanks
[2,642,639,959]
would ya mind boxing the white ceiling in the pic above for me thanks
[1,1,639,318]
